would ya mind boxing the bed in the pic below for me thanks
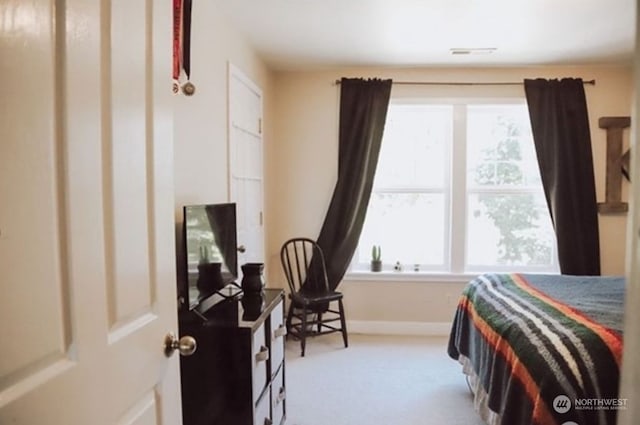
[447,273,625,425]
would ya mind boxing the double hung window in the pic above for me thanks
[354,99,558,274]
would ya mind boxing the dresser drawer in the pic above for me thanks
[254,389,271,425]
[252,322,268,403]
[269,299,285,375]
[271,365,286,425]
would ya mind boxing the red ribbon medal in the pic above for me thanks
[172,0,195,95]
[172,0,182,94]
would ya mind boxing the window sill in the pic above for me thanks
[344,271,478,284]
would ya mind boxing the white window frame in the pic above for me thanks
[349,97,559,278]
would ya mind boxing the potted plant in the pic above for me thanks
[199,245,210,264]
[371,245,382,272]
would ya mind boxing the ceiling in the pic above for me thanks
[215,0,636,71]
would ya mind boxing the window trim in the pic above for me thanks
[344,270,479,284]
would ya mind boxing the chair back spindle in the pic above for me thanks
[281,238,329,294]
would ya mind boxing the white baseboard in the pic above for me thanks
[347,320,452,336]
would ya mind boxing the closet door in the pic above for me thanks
[228,63,265,272]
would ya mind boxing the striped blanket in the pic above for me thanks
[447,273,624,425]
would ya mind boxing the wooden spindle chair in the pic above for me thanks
[280,237,348,357]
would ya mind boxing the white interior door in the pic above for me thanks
[228,63,265,271]
[618,5,640,422]
[0,1,182,424]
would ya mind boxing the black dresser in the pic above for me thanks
[178,288,286,425]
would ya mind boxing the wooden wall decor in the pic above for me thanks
[597,116,631,214]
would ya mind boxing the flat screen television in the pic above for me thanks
[180,203,239,310]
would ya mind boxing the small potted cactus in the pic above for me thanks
[371,245,382,272]
[199,245,210,264]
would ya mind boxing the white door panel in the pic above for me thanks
[618,7,640,423]
[228,64,265,270]
[0,1,181,424]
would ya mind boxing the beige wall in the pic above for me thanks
[172,4,274,277]
[173,3,273,208]
[266,66,633,325]
[168,6,632,326]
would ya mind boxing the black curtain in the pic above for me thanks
[315,77,392,290]
[524,78,601,275]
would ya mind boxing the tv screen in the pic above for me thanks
[182,203,238,309]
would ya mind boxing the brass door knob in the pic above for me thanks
[164,332,197,357]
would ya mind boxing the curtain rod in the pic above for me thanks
[334,79,596,86]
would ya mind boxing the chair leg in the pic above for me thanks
[338,299,348,348]
[317,312,323,333]
[300,306,308,357]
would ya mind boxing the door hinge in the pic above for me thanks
[258,118,262,135]
[260,211,263,226]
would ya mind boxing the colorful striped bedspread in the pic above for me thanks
[447,273,625,425]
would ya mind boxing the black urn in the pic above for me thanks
[241,262,265,293]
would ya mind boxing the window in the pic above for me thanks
[354,100,558,274]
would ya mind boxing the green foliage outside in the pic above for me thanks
[472,116,552,265]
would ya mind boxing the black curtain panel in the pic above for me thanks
[315,77,392,290]
[524,78,601,275]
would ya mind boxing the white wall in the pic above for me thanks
[173,3,273,207]
[266,66,633,326]
[172,3,274,279]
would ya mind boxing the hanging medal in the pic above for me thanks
[181,0,195,96]
[172,0,182,94]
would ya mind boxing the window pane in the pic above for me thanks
[466,193,556,268]
[375,104,451,188]
[354,100,557,274]
[358,193,446,266]
[467,105,541,188]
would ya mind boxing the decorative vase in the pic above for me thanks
[197,262,225,294]
[241,262,265,293]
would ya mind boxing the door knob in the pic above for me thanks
[164,332,197,357]
[237,245,246,253]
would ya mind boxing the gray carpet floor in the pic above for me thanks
[284,333,485,425]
